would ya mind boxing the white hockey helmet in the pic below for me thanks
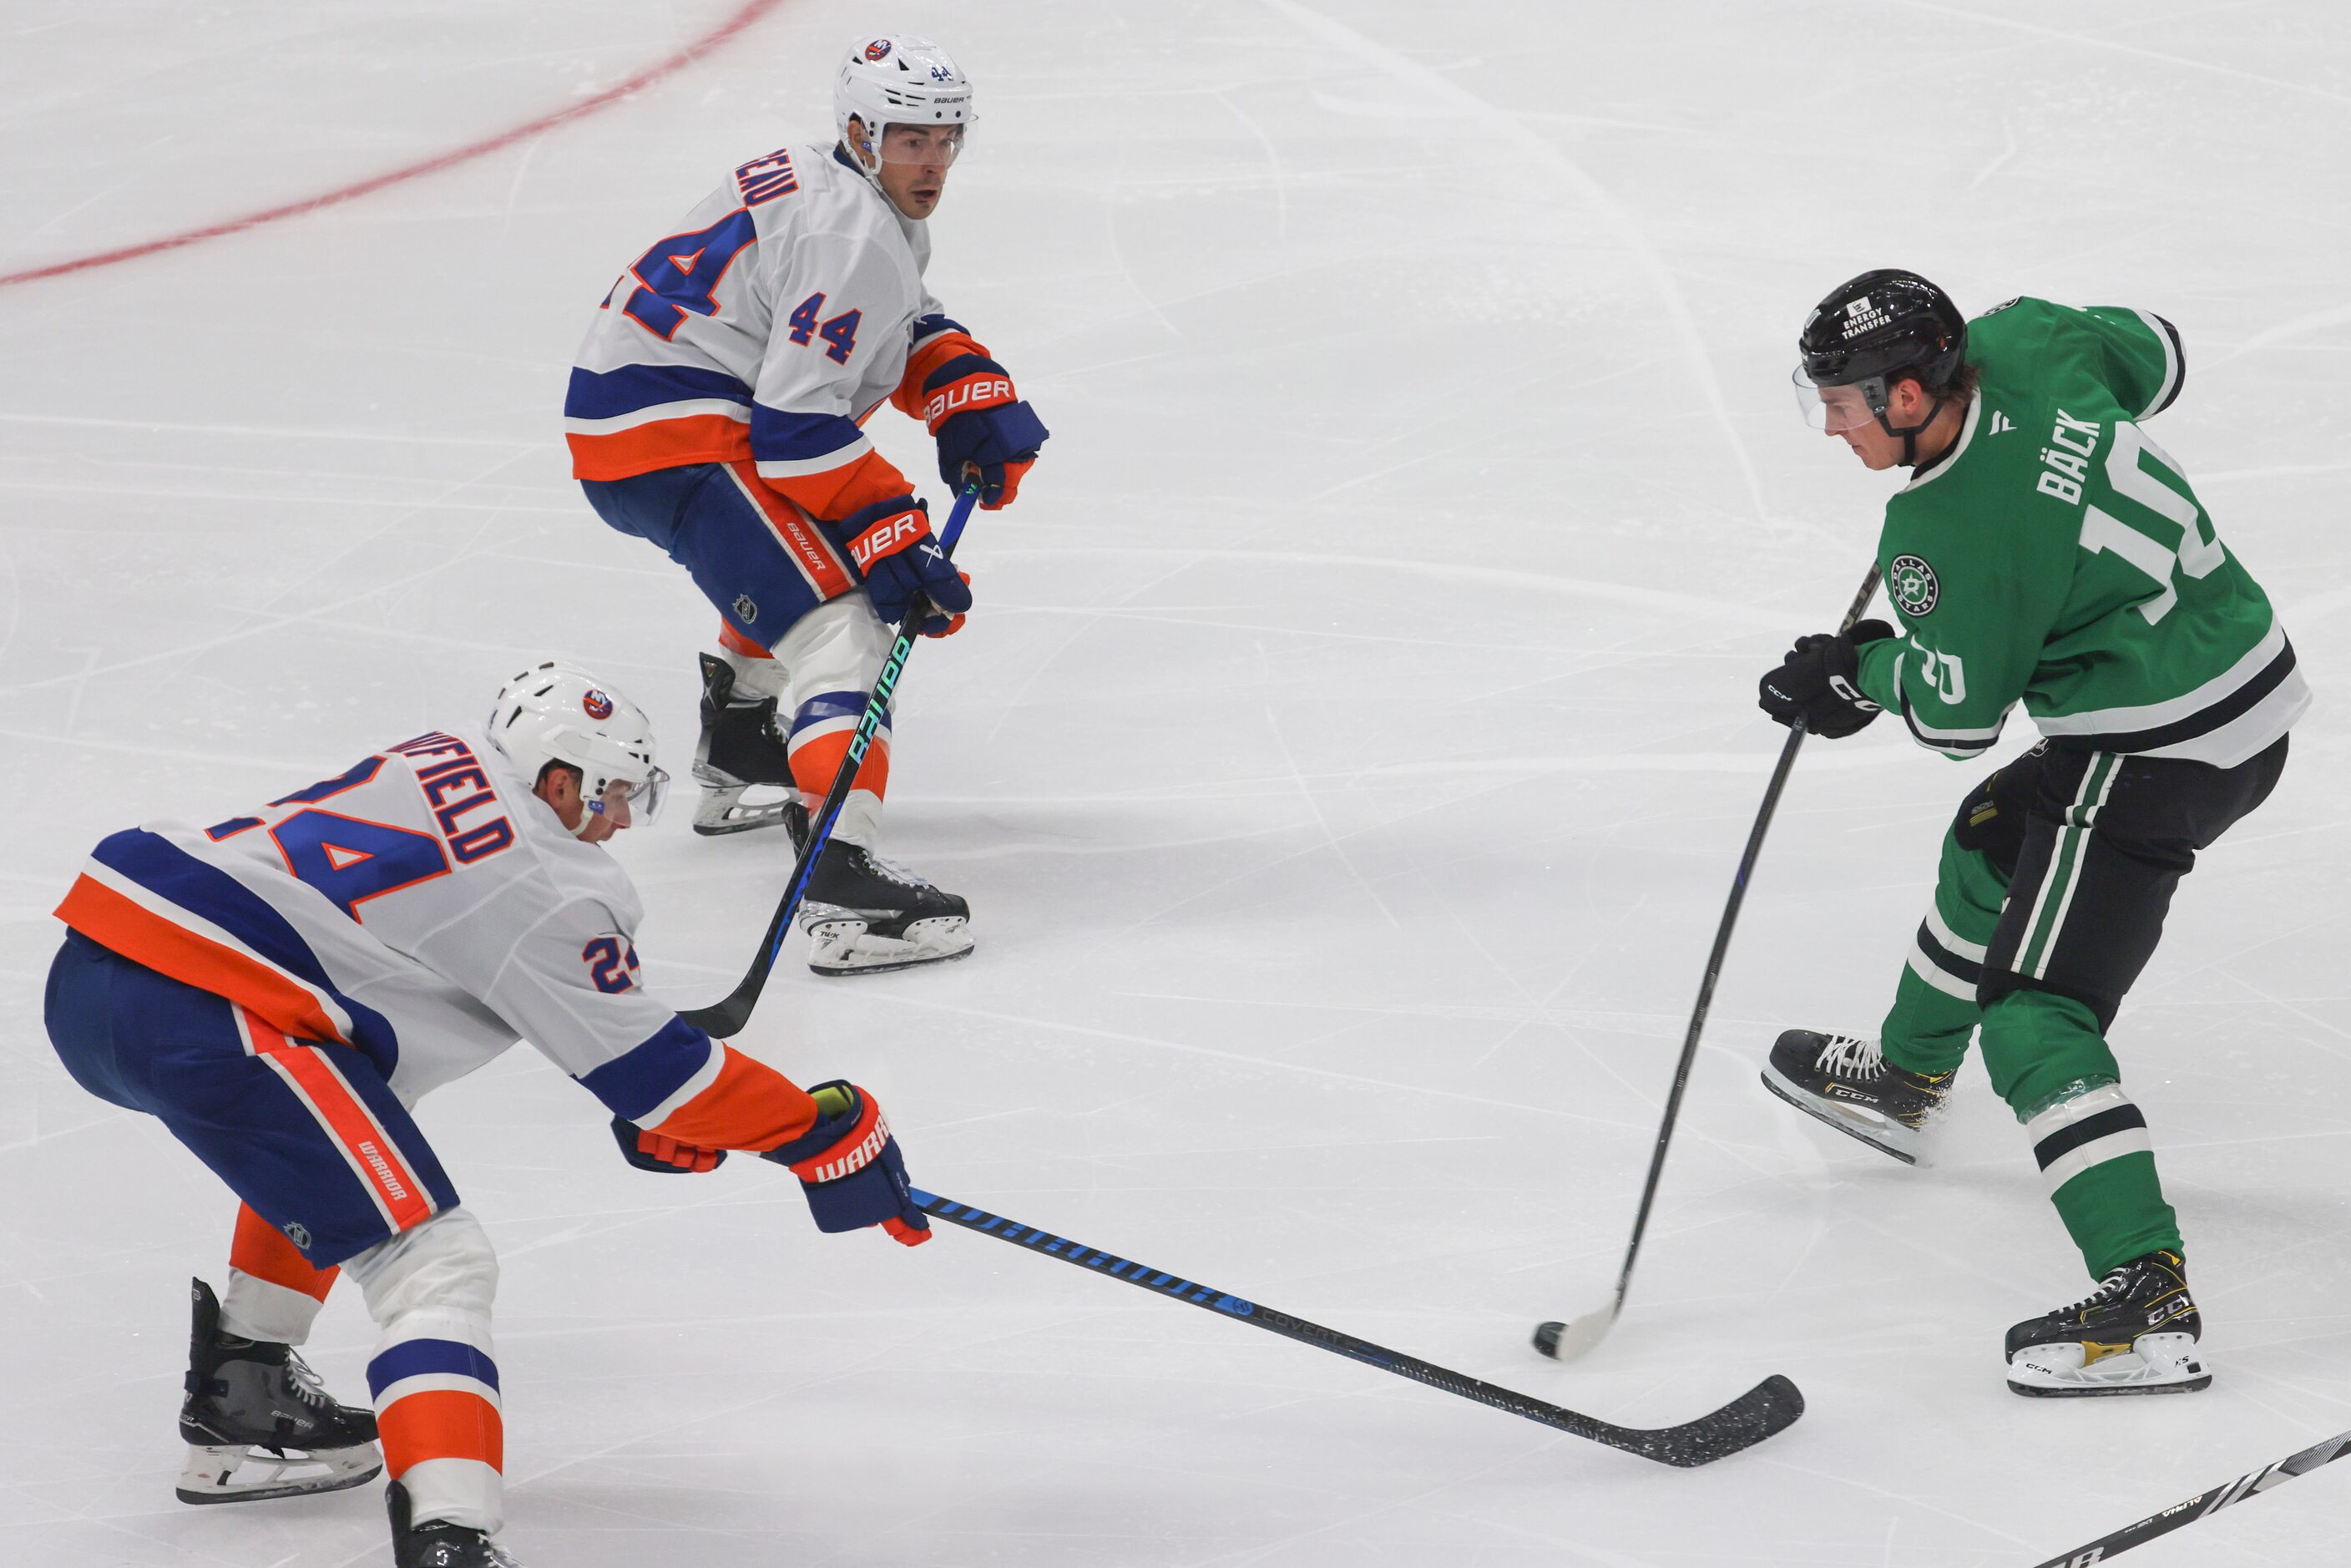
[833,34,974,181]
[485,661,669,829]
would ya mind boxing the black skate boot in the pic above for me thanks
[1759,1029,1953,1166]
[388,1479,525,1567]
[2006,1250,2208,1397]
[787,804,973,975]
[177,1277,381,1505]
[693,653,800,836]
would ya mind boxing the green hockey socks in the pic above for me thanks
[1877,824,2183,1277]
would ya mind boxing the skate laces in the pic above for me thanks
[417,1522,524,1568]
[858,847,932,891]
[1817,1034,1884,1077]
[282,1351,331,1410]
[2056,1267,2133,1319]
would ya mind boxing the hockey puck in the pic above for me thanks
[1531,1320,1566,1358]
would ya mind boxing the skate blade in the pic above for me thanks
[2006,1333,2210,1397]
[805,913,974,977]
[1759,1064,1928,1166]
[175,1440,382,1505]
[691,781,796,837]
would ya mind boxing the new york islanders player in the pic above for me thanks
[564,33,1048,976]
[1758,272,2308,1395]
[43,663,933,1566]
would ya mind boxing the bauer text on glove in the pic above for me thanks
[923,352,1047,510]
[1757,621,1896,739]
[822,496,972,635]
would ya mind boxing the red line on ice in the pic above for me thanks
[0,0,788,290]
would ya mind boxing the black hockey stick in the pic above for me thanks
[1535,564,1883,1362]
[912,1187,1803,1467]
[679,487,978,1037]
[2027,1427,2351,1566]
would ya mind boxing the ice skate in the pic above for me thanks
[692,654,799,836]
[388,1479,525,1567]
[2006,1250,2209,1397]
[1760,1029,1952,1166]
[788,804,973,975]
[176,1277,381,1505]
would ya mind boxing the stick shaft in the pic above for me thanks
[679,488,979,1036]
[909,1187,1801,1466]
[1605,564,1883,1318]
[2028,1429,2351,1566]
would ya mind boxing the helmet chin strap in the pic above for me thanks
[1869,392,1949,468]
[842,124,887,195]
[571,786,607,838]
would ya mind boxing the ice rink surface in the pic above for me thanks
[5,1,2351,1562]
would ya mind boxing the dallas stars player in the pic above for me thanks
[1757,270,2309,1396]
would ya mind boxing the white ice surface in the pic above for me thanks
[6,3,2351,1563]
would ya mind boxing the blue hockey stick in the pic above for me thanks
[909,1186,1803,1467]
[679,486,979,1036]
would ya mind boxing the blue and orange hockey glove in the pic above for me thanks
[611,1115,727,1173]
[761,1081,929,1247]
[822,495,972,636]
[923,352,1048,510]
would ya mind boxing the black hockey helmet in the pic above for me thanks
[1793,269,1968,463]
[1797,269,1966,393]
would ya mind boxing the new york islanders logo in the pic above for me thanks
[864,38,892,62]
[1889,554,1939,618]
[582,689,614,721]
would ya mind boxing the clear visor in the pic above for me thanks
[1792,367,1883,434]
[864,120,966,169]
[587,763,670,824]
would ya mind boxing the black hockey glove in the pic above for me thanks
[1757,620,1895,739]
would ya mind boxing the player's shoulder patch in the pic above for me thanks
[1979,296,2022,318]
[1888,554,1940,619]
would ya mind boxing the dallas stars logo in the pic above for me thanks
[1889,554,1939,618]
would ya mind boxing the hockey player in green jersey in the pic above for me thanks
[1755,270,2309,1396]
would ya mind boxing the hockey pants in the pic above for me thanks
[584,462,897,844]
[1878,737,2288,1277]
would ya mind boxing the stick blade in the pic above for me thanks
[1630,1373,1806,1468]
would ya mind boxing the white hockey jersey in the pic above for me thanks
[56,726,815,1151]
[564,141,973,525]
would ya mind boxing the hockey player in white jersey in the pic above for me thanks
[564,33,1049,975]
[44,663,933,1568]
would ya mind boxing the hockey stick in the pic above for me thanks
[1534,564,1883,1362]
[679,486,979,1037]
[2027,1427,2351,1566]
[911,1187,1804,1467]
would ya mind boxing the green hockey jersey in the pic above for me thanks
[1852,296,2308,767]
